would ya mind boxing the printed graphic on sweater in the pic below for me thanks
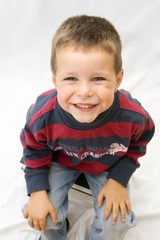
[54,143,128,160]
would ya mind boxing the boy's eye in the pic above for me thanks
[64,77,77,81]
[93,77,106,81]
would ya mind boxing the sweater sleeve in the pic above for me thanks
[24,167,50,195]
[20,100,55,195]
[108,113,155,186]
[20,121,53,195]
[20,91,58,195]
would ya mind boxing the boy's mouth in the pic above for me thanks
[73,103,97,111]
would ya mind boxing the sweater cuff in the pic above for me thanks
[108,159,138,187]
[24,167,50,195]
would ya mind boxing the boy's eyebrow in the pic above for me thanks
[92,71,112,76]
[61,71,112,77]
[62,72,77,76]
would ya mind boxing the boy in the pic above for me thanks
[20,15,155,240]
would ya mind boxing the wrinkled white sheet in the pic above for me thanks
[0,0,160,239]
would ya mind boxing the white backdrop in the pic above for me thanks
[0,0,160,239]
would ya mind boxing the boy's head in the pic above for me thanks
[51,15,122,75]
[50,15,123,123]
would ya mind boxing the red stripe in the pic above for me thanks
[54,152,110,174]
[23,131,46,149]
[68,161,110,174]
[126,151,142,165]
[40,122,135,140]
[28,97,56,127]
[119,93,148,116]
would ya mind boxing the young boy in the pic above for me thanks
[20,15,155,240]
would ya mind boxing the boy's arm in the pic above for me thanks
[24,166,51,195]
[20,121,53,195]
[98,113,155,224]
[20,91,57,195]
[20,124,57,230]
[108,113,155,187]
[20,121,58,231]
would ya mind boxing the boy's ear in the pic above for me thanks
[115,69,124,91]
[52,74,56,87]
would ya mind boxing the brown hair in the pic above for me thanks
[51,15,122,74]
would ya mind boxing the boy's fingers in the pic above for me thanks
[28,216,34,228]
[33,219,41,231]
[97,192,104,208]
[111,205,119,224]
[50,207,58,224]
[126,200,131,214]
[23,209,28,219]
[104,202,112,221]
[119,203,127,222]
[39,219,46,231]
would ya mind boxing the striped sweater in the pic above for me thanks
[20,89,155,195]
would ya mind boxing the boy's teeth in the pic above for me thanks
[76,104,94,108]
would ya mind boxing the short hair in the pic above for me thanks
[51,15,122,74]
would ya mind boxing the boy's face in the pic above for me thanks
[53,47,123,123]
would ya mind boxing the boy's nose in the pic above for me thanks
[76,83,93,98]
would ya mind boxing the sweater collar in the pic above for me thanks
[57,91,119,130]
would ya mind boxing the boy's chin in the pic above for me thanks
[73,116,97,123]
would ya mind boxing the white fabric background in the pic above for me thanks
[0,0,160,239]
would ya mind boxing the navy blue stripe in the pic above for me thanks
[23,148,52,161]
[48,137,130,150]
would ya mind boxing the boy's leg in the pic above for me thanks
[85,172,136,240]
[39,162,80,240]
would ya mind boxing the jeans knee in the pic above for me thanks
[94,211,136,233]
[45,214,65,230]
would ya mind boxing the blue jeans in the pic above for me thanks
[39,162,136,240]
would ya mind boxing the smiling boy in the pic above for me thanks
[53,46,122,123]
[20,15,155,240]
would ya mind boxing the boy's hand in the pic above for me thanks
[97,178,131,224]
[23,190,58,231]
